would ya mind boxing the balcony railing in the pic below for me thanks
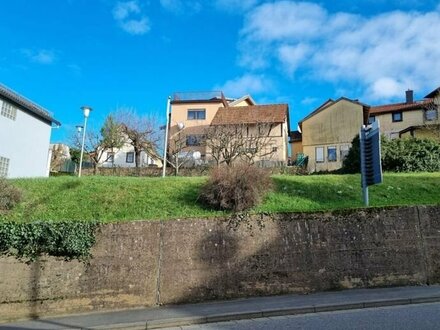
[172,91,225,102]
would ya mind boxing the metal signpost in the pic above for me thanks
[360,120,383,206]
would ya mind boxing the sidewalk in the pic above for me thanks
[2,285,440,330]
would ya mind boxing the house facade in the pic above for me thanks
[169,91,290,165]
[0,83,60,178]
[98,143,162,168]
[291,97,369,172]
[370,89,439,140]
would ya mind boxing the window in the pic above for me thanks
[315,147,324,163]
[245,147,257,153]
[272,146,278,152]
[106,152,114,162]
[340,145,350,160]
[186,135,204,146]
[126,152,134,163]
[1,101,17,121]
[328,146,337,162]
[187,109,206,120]
[368,115,376,124]
[0,156,9,177]
[425,109,438,121]
[392,111,403,122]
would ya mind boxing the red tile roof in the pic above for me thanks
[370,99,433,115]
[211,104,288,125]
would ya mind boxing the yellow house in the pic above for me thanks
[169,91,290,165]
[370,89,439,140]
[291,97,369,172]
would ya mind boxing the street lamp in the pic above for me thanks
[162,96,171,178]
[78,106,92,177]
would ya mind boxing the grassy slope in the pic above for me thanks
[2,172,439,223]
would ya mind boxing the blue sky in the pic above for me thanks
[1,0,440,143]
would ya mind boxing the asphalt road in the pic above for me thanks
[169,302,440,330]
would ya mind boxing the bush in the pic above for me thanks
[382,137,440,172]
[0,179,22,213]
[0,220,99,262]
[342,135,440,173]
[199,165,272,212]
[341,135,361,174]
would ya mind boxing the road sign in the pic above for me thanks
[360,120,383,206]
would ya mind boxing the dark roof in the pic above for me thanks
[370,99,432,115]
[425,87,440,99]
[299,97,368,124]
[0,83,60,125]
[211,104,288,125]
[289,130,302,142]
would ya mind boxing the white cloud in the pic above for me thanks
[21,49,56,64]
[120,18,150,35]
[239,1,440,101]
[113,1,150,35]
[215,74,272,98]
[277,43,312,75]
[113,1,140,20]
[160,0,201,14]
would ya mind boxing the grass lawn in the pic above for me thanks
[1,172,440,223]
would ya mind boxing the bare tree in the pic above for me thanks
[114,109,160,168]
[101,114,125,167]
[205,122,277,167]
[49,144,70,172]
[166,129,194,175]
[240,123,277,164]
[71,129,107,174]
[205,124,246,166]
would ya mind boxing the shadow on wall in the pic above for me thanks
[158,209,428,306]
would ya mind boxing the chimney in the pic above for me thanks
[406,89,414,104]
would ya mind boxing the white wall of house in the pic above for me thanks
[0,98,52,178]
[98,143,162,168]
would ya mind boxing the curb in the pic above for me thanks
[144,296,440,329]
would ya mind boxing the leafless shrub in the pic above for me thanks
[0,179,22,213]
[199,165,272,212]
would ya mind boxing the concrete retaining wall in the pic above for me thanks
[1,206,439,322]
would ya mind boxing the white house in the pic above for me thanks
[98,143,162,168]
[0,83,60,178]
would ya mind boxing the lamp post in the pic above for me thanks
[162,96,171,178]
[78,106,92,178]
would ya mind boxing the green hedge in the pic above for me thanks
[342,136,440,173]
[382,138,440,172]
[0,221,99,262]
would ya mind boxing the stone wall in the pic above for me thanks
[1,206,439,322]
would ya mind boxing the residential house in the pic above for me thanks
[210,104,290,165]
[291,97,369,172]
[370,90,439,139]
[98,143,162,168]
[169,91,290,165]
[0,83,60,178]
